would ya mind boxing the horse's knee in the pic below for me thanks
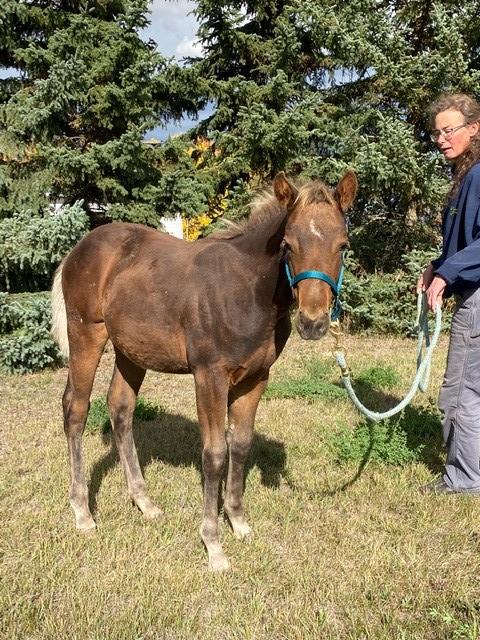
[229,429,254,462]
[107,392,135,439]
[202,444,227,478]
[107,396,130,422]
[62,382,74,418]
[64,397,90,435]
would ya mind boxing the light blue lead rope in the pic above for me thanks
[333,293,443,422]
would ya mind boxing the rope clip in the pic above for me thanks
[329,319,346,355]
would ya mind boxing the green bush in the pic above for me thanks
[0,202,88,292]
[264,358,346,402]
[0,201,90,373]
[355,365,400,390]
[85,397,111,434]
[342,248,452,335]
[0,291,47,333]
[85,396,161,434]
[331,406,442,466]
[0,292,61,374]
[332,419,420,466]
[264,377,347,401]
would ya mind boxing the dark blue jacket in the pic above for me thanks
[432,162,480,293]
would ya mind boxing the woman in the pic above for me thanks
[418,93,480,494]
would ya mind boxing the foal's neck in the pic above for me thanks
[236,206,288,258]
[232,209,291,307]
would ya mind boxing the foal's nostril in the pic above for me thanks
[296,311,330,340]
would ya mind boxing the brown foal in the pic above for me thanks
[51,171,357,571]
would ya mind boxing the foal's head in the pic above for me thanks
[274,171,357,339]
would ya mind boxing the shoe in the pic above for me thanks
[421,478,480,495]
[421,478,456,495]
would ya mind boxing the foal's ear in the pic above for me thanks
[273,172,298,210]
[334,170,358,212]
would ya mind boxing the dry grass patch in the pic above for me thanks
[2,333,480,639]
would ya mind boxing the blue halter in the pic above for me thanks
[284,258,345,321]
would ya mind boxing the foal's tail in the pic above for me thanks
[51,262,69,359]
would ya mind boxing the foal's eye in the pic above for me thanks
[338,242,350,253]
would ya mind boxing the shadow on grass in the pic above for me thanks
[88,410,286,517]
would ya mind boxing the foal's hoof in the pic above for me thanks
[132,495,163,521]
[144,505,163,521]
[76,517,97,534]
[204,539,232,573]
[233,523,253,542]
[228,515,253,541]
[208,552,231,573]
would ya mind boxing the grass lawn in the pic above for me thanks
[1,332,480,640]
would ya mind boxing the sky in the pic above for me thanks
[142,0,206,139]
[142,0,201,59]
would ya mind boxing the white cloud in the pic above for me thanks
[0,68,18,79]
[142,0,200,59]
[175,36,203,58]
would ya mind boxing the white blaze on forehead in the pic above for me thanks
[309,219,325,240]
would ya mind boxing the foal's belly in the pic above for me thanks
[105,316,190,373]
[103,265,192,372]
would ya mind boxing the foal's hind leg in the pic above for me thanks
[225,373,268,540]
[108,350,162,520]
[63,322,108,532]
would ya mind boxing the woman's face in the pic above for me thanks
[434,108,479,160]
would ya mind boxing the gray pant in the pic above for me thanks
[439,287,480,490]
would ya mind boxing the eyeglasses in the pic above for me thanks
[430,123,467,142]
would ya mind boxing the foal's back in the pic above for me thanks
[62,222,276,374]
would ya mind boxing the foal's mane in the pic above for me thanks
[211,178,336,242]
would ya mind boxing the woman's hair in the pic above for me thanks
[428,93,480,197]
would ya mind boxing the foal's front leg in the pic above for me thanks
[194,368,229,572]
[225,373,268,540]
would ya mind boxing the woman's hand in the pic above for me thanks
[417,263,435,294]
[426,275,447,312]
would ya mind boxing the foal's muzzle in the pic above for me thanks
[295,311,330,340]
[284,260,344,323]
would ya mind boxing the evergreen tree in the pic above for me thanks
[0,0,211,371]
[188,0,480,270]
[0,0,204,227]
